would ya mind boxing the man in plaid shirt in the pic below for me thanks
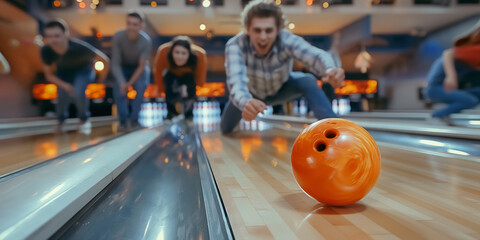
[221,0,345,133]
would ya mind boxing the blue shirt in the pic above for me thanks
[224,29,336,110]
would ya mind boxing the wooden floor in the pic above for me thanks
[201,128,480,240]
[0,125,120,176]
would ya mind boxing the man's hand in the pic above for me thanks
[121,82,130,95]
[443,75,458,92]
[323,68,345,88]
[242,99,267,121]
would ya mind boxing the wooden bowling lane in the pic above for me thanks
[0,124,123,176]
[201,128,480,240]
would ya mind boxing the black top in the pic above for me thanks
[41,39,97,81]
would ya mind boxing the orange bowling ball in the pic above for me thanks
[291,118,381,206]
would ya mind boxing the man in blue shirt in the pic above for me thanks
[221,0,345,133]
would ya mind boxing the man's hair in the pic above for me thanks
[167,35,197,69]
[127,10,145,22]
[45,18,69,34]
[241,0,285,29]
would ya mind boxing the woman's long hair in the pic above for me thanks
[454,20,480,46]
[167,35,197,69]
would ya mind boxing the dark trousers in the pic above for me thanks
[164,71,196,117]
[113,66,149,125]
[56,68,95,123]
[425,57,480,118]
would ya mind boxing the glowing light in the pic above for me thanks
[205,30,213,39]
[90,3,96,9]
[83,157,93,164]
[76,0,83,2]
[468,120,480,125]
[199,24,206,31]
[92,0,99,4]
[127,86,137,100]
[96,32,102,38]
[53,0,61,7]
[322,2,329,8]
[288,23,295,30]
[275,0,281,5]
[79,1,86,8]
[196,82,225,97]
[447,149,470,156]
[319,80,378,95]
[94,61,104,71]
[165,158,168,163]
[85,83,106,99]
[151,1,157,7]
[419,140,445,147]
[202,0,211,7]
[306,0,313,6]
[354,50,372,73]
[32,84,57,100]
[41,184,66,202]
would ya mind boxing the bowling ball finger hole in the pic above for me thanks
[324,129,339,139]
[314,141,327,152]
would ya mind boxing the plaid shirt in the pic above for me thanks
[225,29,336,110]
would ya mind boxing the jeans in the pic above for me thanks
[56,68,95,123]
[426,86,480,117]
[113,66,149,125]
[220,72,337,133]
[164,72,196,117]
[426,57,480,118]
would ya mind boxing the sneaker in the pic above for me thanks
[118,122,129,132]
[78,120,92,134]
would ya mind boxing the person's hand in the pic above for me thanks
[242,99,267,121]
[443,75,458,92]
[121,82,130,95]
[323,67,345,88]
[61,82,75,97]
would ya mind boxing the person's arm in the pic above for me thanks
[225,39,254,110]
[111,33,127,85]
[442,48,458,91]
[42,64,74,96]
[194,47,207,87]
[225,38,266,121]
[285,31,345,87]
[125,35,152,86]
[154,45,168,94]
